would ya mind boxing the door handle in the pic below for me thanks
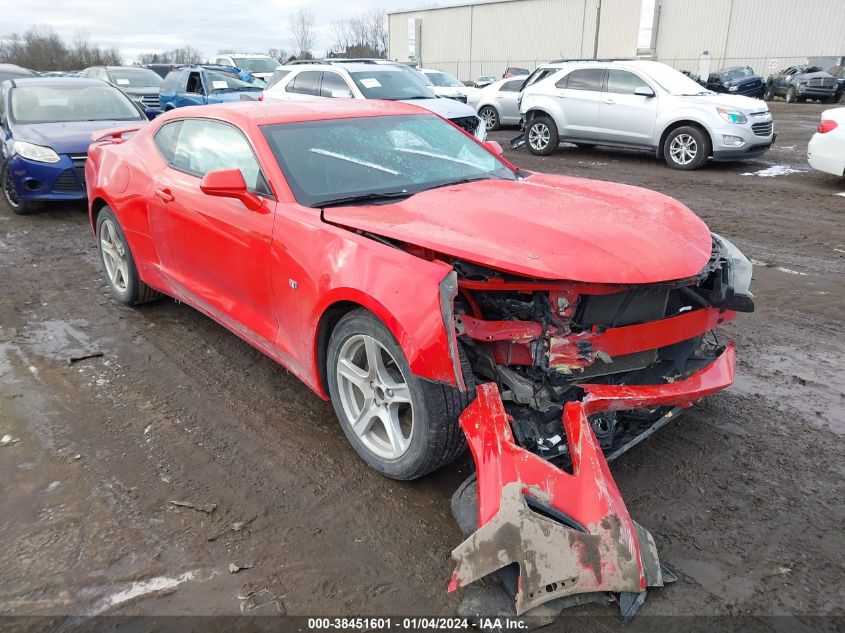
[155,188,175,203]
[604,98,615,104]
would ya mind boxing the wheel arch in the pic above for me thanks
[657,120,713,159]
[90,196,111,234]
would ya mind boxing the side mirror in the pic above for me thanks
[331,89,352,98]
[634,86,655,97]
[199,169,264,212]
[144,107,163,120]
[483,140,504,157]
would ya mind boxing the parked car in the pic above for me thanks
[807,107,845,177]
[826,65,845,102]
[765,65,838,103]
[214,53,279,82]
[262,63,485,139]
[81,65,164,108]
[519,59,775,169]
[503,67,529,78]
[474,75,496,88]
[1,77,150,214]
[85,100,752,486]
[0,63,37,82]
[705,66,765,99]
[471,77,525,130]
[419,68,475,101]
[159,66,263,110]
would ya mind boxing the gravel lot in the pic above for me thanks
[0,102,843,621]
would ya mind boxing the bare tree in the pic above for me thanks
[267,47,288,62]
[290,8,315,58]
[0,26,121,71]
[135,46,202,66]
[328,9,388,59]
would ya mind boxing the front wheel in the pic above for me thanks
[785,86,798,103]
[525,115,558,156]
[96,207,162,305]
[478,105,500,131]
[2,161,36,215]
[764,84,775,101]
[326,309,474,480]
[663,126,710,170]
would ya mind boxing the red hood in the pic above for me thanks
[323,174,712,284]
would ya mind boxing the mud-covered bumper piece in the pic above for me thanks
[449,345,735,618]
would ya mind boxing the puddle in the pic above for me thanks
[20,319,101,362]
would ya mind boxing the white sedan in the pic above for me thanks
[807,107,845,178]
[470,77,526,130]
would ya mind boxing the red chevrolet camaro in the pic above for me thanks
[85,100,753,483]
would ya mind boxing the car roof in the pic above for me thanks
[279,63,406,74]
[8,77,104,87]
[159,100,429,126]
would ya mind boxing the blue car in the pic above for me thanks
[1,77,152,214]
[159,65,264,110]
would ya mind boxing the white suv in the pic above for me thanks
[519,59,775,170]
[263,63,485,140]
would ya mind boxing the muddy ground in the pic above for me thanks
[0,102,843,624]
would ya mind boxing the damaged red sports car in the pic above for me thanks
[86,100,753,616]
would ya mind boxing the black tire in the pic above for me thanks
[525,115,559,156]
[785,86,798,103]
[96,206,162,305]
[764,84,775,101]
[573,143,596,149]
[326,308,475,480]
[478,105,500,131]
[663,125,711,171]
[2,161,36,215]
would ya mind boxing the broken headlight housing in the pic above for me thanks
[712,233,754,312]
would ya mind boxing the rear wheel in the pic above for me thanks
[326,309,474,480]
[478,105,500,131]
[663,125,710,171]
[785,86,798,103]
[96,207,162,305]
[525,115,558,156]
[2,162,36,215]
[764,84,775,101]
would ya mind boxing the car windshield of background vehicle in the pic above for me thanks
[262,114,516,207]
[644,63,713,95]
[233,57,278,74]
[205,69,261,91]
[9,84,144,123]
[109,67,163,88]
[721,66,755,82]
[426,71,464,87]
[349,71,436,100]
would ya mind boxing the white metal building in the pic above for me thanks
[388,0,845,83]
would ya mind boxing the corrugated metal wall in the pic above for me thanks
[388,0,845,82]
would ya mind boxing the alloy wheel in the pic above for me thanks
[2,165,22,210]
[528,122,550,150]
[99,218,129,293]
[669,134,698,166]
[336,334,414,460]
[480,107,497,130]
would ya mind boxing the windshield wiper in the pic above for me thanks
[318,190,414,208]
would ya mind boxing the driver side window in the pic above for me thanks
[185,71,204,94]
[164,119,270,195]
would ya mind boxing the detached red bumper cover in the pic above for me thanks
[449,345,735,616]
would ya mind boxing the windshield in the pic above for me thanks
[233,57,278,74]
[108,67,163,88]
[721,66,754,82]
[10,84,143,123]
[349,71,436,100]
[643,63,711,95]
[262,114,515,207]
[425,71,464,88]
[205,69,262,91]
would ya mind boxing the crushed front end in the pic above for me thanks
[445,235,752,618]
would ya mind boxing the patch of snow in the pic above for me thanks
[741,164,801,177]
[836,192,845,197]
[776,267,809,276]
[94,572,197,613]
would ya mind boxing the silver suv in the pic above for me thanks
[519,60,775,170]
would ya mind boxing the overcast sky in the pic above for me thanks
[2,0,445,62]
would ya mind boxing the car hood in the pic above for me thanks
[323,174,712,284]
[796,71,834,81]
[121,86,160,97]
[12,120,147,154]
[686,93,766,111]
[727,75,763,87]
[401,96,477,119]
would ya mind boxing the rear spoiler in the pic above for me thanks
[90,126,145,144]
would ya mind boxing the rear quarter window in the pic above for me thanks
[154,120,183,163]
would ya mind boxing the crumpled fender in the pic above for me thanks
[449,383,664,615]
